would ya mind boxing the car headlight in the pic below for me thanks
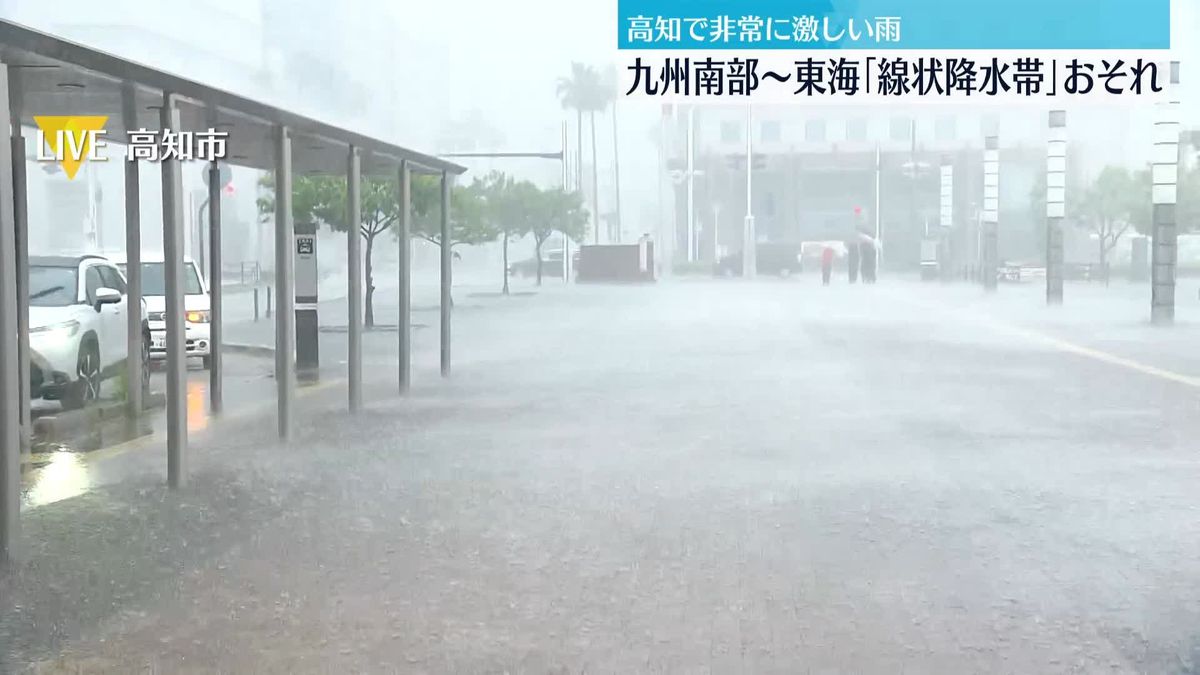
[30,320,80,340]
[185,311,210,324]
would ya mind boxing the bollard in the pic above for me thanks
[253,287,260,322]
[266,285,273,319]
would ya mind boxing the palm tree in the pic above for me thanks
[557,64,588,215]
[557,63,605,244]
[602,66,621,242]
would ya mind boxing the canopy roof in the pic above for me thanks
[0,20,466,177]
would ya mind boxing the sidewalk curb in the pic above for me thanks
[225,342,275,358]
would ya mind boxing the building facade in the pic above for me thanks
[665,102,1169,270]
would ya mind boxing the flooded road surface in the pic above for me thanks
[19,353,278,510]
[7,279,1200,673]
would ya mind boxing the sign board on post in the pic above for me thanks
[294,225,319,381]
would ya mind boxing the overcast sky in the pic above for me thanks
[1,0,1196,247]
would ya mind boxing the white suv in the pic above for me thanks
[115,255,212,368]
[28,255,150,410]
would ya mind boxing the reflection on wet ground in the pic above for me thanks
[22,451,91,508]
[20,355,276,511]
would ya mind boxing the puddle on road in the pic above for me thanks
[21,378,221,509]
[187,378,209,433]
[21,450,92,508]
[22,417,153,510]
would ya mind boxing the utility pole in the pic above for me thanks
[874,142,882,263]
[712,202,721,262]
[658,106,671,278]
[743,103,756,278]
[612,102,623,243]
[562,121,570,281]
[907,118,916,276]
[686,105,696,262]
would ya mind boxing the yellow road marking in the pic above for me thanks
[894,289,1200,389]
[988,321,1200,389]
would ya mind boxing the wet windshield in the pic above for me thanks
[121,263,204,296]
[28,266,77,307]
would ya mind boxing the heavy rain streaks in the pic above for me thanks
[2,278,1200,672]
[2,0,1200,672]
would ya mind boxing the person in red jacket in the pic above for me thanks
[821,246,835,286]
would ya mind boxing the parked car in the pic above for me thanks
[715,243,804,277]
[28,255,150,409]
[508,249,579,278]
[115,255,212,368]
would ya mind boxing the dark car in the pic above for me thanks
[508,249,580,278]
[715,243,804,277]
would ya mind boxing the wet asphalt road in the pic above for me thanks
[7,277,1200,673]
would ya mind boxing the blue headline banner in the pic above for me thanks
[617,0,1171,50]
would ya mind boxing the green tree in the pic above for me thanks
[556,63,590,207]
[482,172,522,295]
[1081,166,1141,281]
[530,188,588,286]
[1125,164,1200,235]
[408,175,497,250]
[258,174,399,327]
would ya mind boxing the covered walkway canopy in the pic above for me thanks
[0,20,467,562]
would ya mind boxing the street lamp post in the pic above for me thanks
[1046,110,1067,305]
[743,103,756,278]
[982,135,1000,292]
[874,143,882,259]
[1151,62,1181,324]
[939,157,953,281]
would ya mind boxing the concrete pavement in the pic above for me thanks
[6,277,1200,673]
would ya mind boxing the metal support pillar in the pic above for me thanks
[1151,62,1181,325]
[207,134,223,414]
[0,64,21,561]
[160,94,188,488]
[121,83,143,421]
[440,170,452,378]
[1046,111,1067,305]
[9,66,29,455]
[346,146,362,412]
[982,135,1000,293]
[398,160,412,393]
[274,125,295,438]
